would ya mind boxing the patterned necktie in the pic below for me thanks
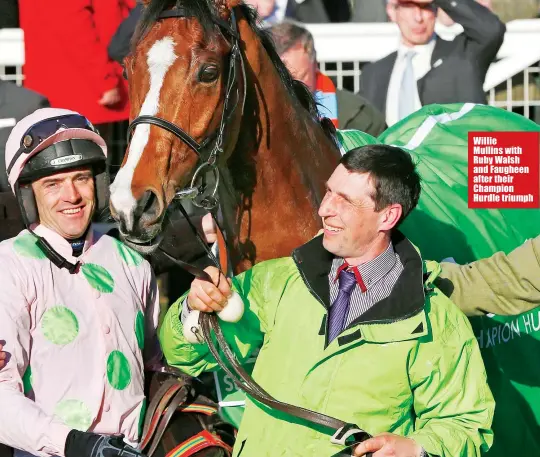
[398,50,417,121]
[327,269,357,343]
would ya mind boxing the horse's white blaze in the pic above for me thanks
[110,37,178,229]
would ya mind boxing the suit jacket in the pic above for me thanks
[336,89,387,136]
[108,3,143,64]
[0,81,49,192]
[292,0,350,23]
[359,0,506,116]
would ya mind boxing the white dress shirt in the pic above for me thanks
[386,36,437,126]
[260,0,290,25]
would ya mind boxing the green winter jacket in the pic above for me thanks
[159,234,495,457]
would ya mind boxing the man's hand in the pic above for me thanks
[201,213,217,243]
[0,343,6,369]
[65,430,147,457]
[354,433,423,457]
[98,87,121,106]
[187,267,232,313]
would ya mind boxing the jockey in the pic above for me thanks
[0,108,160,457]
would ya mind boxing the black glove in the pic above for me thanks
[64,430,147,457]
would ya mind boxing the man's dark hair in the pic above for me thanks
[340,144,421,225]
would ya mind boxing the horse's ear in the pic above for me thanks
[214,0,242,20]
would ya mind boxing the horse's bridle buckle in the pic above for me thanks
[330,424,371,446]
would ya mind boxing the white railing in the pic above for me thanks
[2,20,539,119]
[306,19,540,119]
[0,28,24,85]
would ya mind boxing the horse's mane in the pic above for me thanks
[132,0,337,143]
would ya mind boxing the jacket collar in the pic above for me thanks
[292,231,426,324]
[32,223,95,264]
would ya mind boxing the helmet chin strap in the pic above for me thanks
[27,226,81,274]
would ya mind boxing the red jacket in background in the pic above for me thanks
[19,0,135,125]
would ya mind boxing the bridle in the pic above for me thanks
[127,6,246,211]
[131,5,373,456]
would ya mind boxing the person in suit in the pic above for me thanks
[437,0,493,25]
[359,0,506,126]
[269,21,387,136]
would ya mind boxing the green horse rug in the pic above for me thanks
[217,102,540,457]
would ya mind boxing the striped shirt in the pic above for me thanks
[329,242,404,327]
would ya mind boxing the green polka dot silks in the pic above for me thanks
[13,233,46,259]
[107,350,132,390]
[114,239,144,267]
[135,311,145,350]
[41,307,79,346]
[81,263,115,293]
[22,366,33,394]
[54,399,93,431]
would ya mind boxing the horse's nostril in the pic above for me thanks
[142,191,158,214]
[135,190,162,226]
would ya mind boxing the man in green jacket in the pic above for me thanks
[159,144,494,457]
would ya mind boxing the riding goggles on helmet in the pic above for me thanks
[7,114,98,176]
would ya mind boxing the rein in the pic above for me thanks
[131,5,373,455]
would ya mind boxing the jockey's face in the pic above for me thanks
[318,165,401,262]
[280,43,317,92]
[31,167,95,239]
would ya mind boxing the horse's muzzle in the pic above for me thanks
[109,191,168,256]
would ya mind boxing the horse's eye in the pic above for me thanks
[198,65,219,83]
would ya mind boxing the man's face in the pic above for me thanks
[318,165,388,260]
[31,167,95,239]
[280,43,317,92]
[387,0,437,47]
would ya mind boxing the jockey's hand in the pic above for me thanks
[353,433,423,457]
[187,266,232,313]
[0,343,6,369]
[65,430,147,457]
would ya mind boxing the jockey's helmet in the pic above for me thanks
[4,108,109,227]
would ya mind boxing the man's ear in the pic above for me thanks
[379,203,402,232]
[386,0,398,23]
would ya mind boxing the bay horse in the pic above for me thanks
[109,0,341,272]
[109,0,342,455]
